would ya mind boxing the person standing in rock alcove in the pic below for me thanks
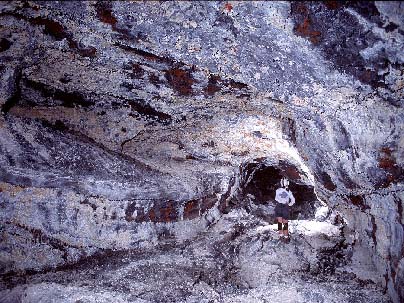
[275,177,295,242]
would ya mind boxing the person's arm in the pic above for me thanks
[275,188,281,203]
[288,191,295,206]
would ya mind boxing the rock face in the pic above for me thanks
[0,210,393,303]
[0,1,403,302]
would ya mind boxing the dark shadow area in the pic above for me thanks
[240,161,319,220]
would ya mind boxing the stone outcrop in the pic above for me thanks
[0,210,392,303]
[0,1,403,302]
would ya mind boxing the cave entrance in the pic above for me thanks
[239,159,329,223]
[232,158,350,249]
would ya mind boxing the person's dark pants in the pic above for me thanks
[274,203,290,220]
[275,203,290,236]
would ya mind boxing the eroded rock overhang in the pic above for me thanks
[0,1,403,302]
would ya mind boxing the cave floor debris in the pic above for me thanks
[0,210,391,303]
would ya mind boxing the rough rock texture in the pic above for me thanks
[0,1,403,302]
[0,210,392,303]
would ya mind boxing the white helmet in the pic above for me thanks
[280,177,289,188]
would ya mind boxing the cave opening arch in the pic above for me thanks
[233,158,334,223]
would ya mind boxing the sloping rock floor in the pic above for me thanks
[0,210,390,303]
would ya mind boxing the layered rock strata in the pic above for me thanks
[0,1,403,302]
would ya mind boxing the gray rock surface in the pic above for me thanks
[0,1,403,302]
[0,210,392,303]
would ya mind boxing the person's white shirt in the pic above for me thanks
[275,187,295,206]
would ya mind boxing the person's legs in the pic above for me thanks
[282,219,289,237]
[277,217,283,236]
